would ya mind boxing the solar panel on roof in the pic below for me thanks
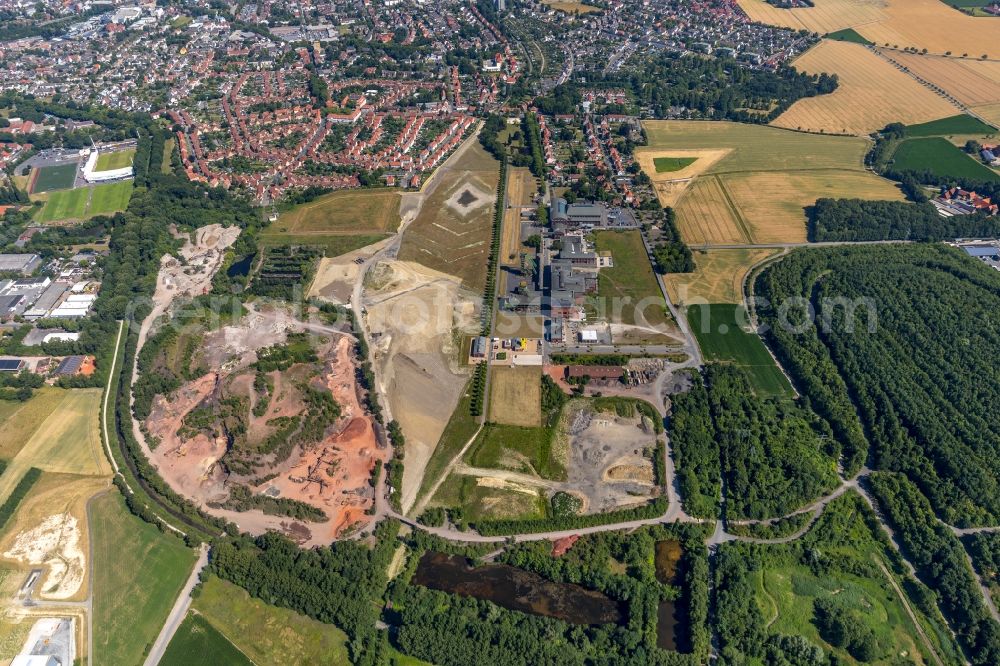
[0,359,24,372]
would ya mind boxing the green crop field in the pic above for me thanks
[34,188,89,222]
[88,181,134,216]
[161,613,252,666]
[653,156,696,172]
[94,149,135,171]
[892,136,1000,182]
[686,303,793,398]
[825,28,872,45]
[31,163,77,193]
[92,492,196,666]
[905,114,997,137]
[193,575,350,664]
[592,230,677,341]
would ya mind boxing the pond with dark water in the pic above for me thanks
[654,540,683,651]
[413,551,625,626]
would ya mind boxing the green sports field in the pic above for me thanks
[92,492,196,666]
[34,181,133,222]
[88,181,133,216]
[892,136,1000,182]
[34,188,89,222]
[686,303,793,398]
[94,149,135,171]
[31,163,77,193]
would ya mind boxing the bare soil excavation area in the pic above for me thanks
[142,306,387,546]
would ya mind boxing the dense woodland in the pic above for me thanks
[669,365,838,520]
[755,245,1000,525]
[808,198,1000,242]
[625,57,834,123]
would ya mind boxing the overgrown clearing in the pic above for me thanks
[739,0,998,55]
[94,149,135,171]
[91,491,196,666]
[34,181,133,222]
[665,248,779,305]
[892,136,1000,181]
[431,472,546,522]
[0,388,107,506]
[716,493,960,664]
[640,121,901,245]
[488,366,542,428]
[193,574,351,665]
[259,189,400,257]
[161,613,252,666]
[30,163,77,192]
[773,40,956,135]
[686,304,792,398]
[591,230,679,341]
[468,422,564,481]
[398,140,499,291]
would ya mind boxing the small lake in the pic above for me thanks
[654,540,683,651]
[227,253,255,278]
[413,551,625,626]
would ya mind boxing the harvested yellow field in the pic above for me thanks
[972,103,1000,128]
[882,52,1000,108]
[674,176,747,247]
[665,249,780,305]
[737,0,886,34]
[641,121,900,246]
[488,366,542,428]
[774,41,956,135]
[742,0,1000,56]
[723,170,902,243]
[633,148,731,207]
[858,0,999,56]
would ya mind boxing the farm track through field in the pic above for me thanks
[715,176,753,244]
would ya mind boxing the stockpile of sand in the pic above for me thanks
[4,514,85,600]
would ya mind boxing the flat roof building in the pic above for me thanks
[0,254,42,275]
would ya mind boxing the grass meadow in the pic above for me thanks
[193,574,351,665]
